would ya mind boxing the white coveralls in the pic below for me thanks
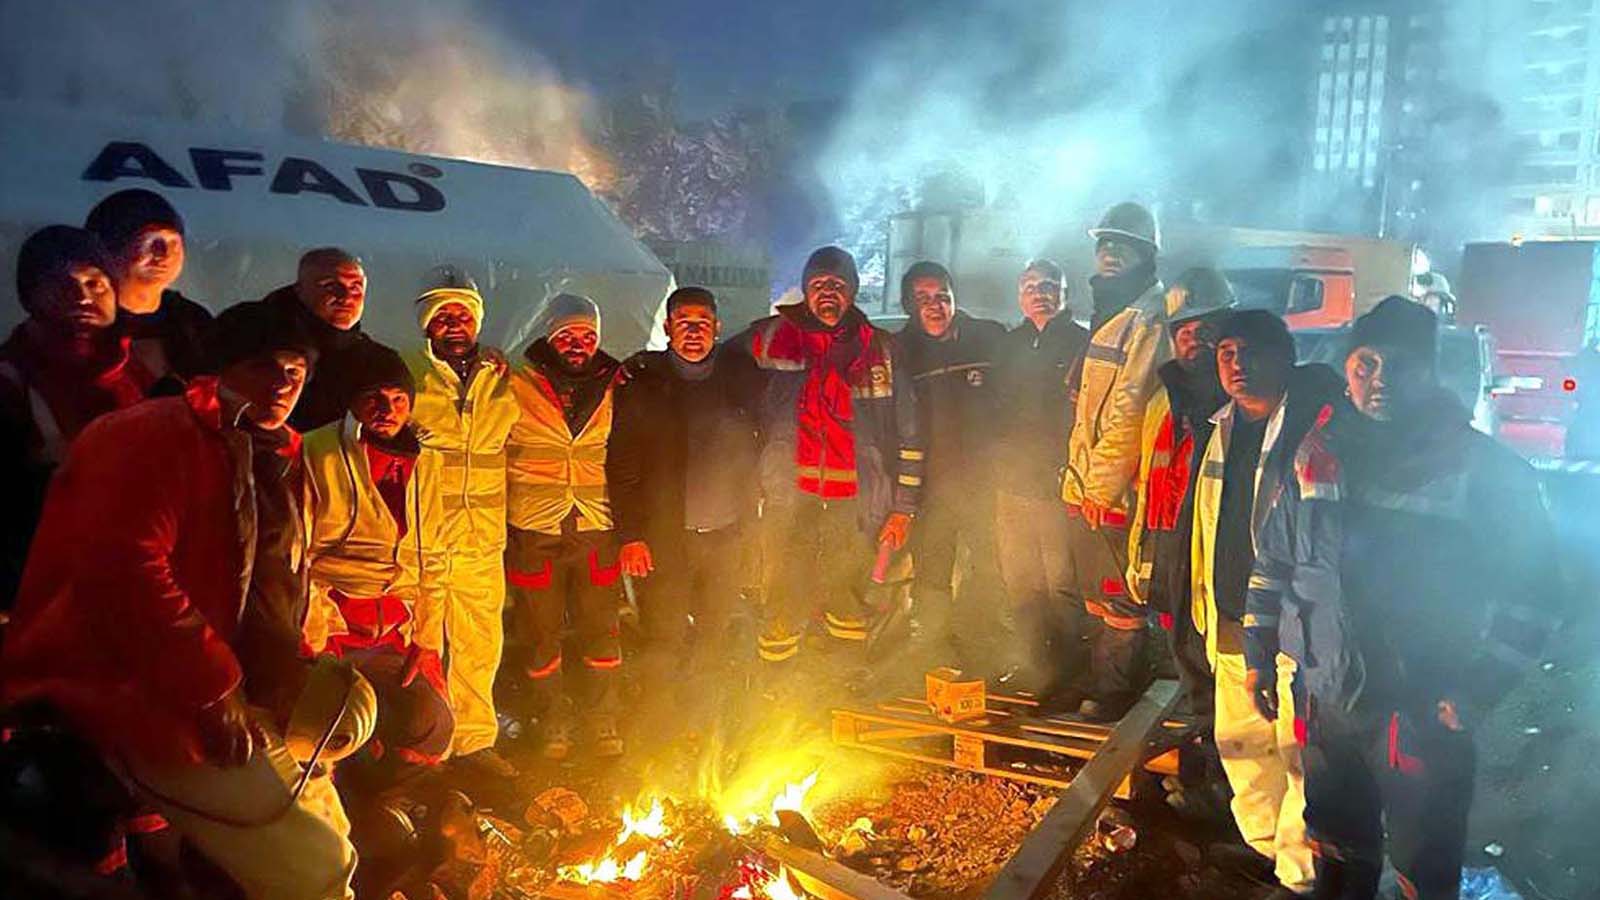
[1191,398,1315,894]
[407,343,519,756]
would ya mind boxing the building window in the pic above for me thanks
[1586,196,1600,224]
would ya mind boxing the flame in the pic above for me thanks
[560,850,649,885]
[618,798,667,844]
[765,867,803,900]
[769,772,819,820]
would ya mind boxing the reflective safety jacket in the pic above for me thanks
[1064,282,1170,513]
[406,345,518,552]
[1190,365,1342,667]
[506,356,620,535]
[302,417,422,659]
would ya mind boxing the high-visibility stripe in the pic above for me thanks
[439,450,507,468]
[94,842,128,876]
[1201,459,1225,479]
[1086,343,1128,364]
[1241,612,1279,629]
[759,643,800,661]
[825,611,869,641]
[127,813,169,835]
[897,473,922,487]
[826,624,869,641]
[526,655,563,679]
[1248,573,1287,593]
[443,489,505,512]
[583,655,623,671]
[912,361,990,381]
[899,448,925,461]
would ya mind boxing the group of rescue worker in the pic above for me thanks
[0,189,1564,900]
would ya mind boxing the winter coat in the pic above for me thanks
[897,312,1007,498]
[0,378,309,767]
[1126,360,1226,611]
[735,303,922,533]
[989,314,1090,500]
[406,344,519,553]
[1063,282,1171,515]
[1189,364,1342,667]
[505,341,624,535]
[607,346,760,550]
[0,326,154,609]
[121,289,214,394]
[228,286,380,432]
[1243,391,1564,727]
[302,416,425,658]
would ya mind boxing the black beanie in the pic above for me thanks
[85,189,186,252]
[15,225,115,314]
[1216,309,1296,367]
[666,286,718,316]
[1348,296,1437,367]
[336,341,416,400]
[802,246,859,296]
[899,260,954,315]
[210,302,320,373]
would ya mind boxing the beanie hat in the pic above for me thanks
[84,189,186,252]
[542,293,601,341]
[210,301,320,372]
[899,260,955,315]
[337,340,416,400]
[1348,296,1437,367]
[1216,309,1296,367]
[802,246,859,296]
[15,226,115,314]
[415,265,485,332]
[666,286,717,316]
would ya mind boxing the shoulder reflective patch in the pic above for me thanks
[1241,612,1279,628]
[1295,428,1341,500]
[1086,343,1129,364]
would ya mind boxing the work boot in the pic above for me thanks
[542,718,576,761]
[588,714,624,758]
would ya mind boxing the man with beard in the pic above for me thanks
[85,188,213,394]
[1063,201,1172,721]
[1189,311,1339,896]
[405,270,521,778]
[608,287,760,705]
[894,261,1005,668]
[737,246,921,676]
[989,259,1090,699]
[232,247,377,432]
[1244,298,1561,899]
[1127,268,1234,723]
[505,294,627,760]
[1,226,152,609]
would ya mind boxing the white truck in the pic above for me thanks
[0,103,673,354]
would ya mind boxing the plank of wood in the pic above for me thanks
[762,836,915,900]
[836,708,1105,759]
[983,679,1181,900]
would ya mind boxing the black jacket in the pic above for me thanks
[897,312,1006,498]
[1144,358,1226,620]
[989,314,1090,498]
[607,347,761,549]
[122,289,214,395]
[228,286,379,432]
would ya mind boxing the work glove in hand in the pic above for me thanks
[196,688,269,768]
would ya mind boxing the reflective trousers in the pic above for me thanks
[1214,643,1315,893]
[758,495,874,663]
[119,737,355,900]
[506,526,622,718]
[413,549,507,756]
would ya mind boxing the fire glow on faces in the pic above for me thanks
[351,385,412,439]
[910,276,954,338]
[120,226,185,292]
[32,264,117,334]
[804,274,853,327]
[299,260,368,331]
[668,302,720,363]
[426,302,479,360]
[550,324,599,371]
[224,350,310,430]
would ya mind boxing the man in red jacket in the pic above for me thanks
[1,303,361,900]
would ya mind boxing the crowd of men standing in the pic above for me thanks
[0,189,1565,900]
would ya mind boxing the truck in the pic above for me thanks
[0,103,675,354]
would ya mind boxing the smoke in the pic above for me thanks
[0,0,615,191]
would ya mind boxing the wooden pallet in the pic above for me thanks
[830,689,1185,795]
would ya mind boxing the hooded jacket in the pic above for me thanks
[736,302,922,532]
[229,286,377,432]
[1243,390,1563,726]
[0,378,310,766]
[896,311,1006,497]
[505,339,624,535]
[1189,364,1343,666]
[1064,278,1172,515]
[607,346,761,548]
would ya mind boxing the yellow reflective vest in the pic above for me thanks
[302,416,422,600]
[1063,283,1171,513]
[406,346,518,553]
[506,365,616,535]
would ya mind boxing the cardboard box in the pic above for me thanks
[926,667,986,723]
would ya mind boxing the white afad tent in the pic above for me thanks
[0,102,672,354]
